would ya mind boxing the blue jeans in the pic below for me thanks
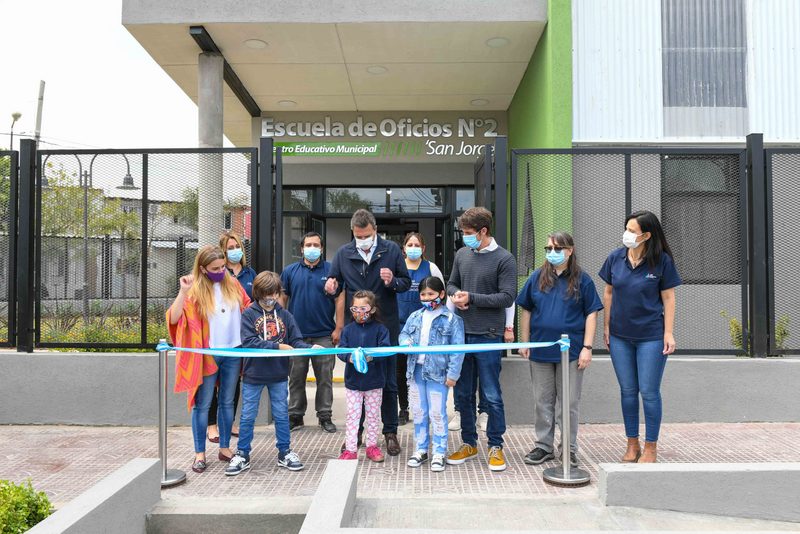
[609,336,668,442]
[191,355,241,453]
[238,380,290,456]
[408,364,450,455]
[454,334,506,448]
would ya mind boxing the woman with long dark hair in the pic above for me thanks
[516,232,603,467]
[599,211,681,463]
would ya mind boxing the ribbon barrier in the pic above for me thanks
[155,338,570,375]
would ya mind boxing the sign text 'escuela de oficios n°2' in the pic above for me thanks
[262,115,501,158]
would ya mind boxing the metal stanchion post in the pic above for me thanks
[543,334,590,487]
[159,339,186,487]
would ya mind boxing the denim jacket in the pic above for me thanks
[399,307,465,384]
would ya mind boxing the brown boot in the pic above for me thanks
[621,437,641,462]
[638,441,657,463]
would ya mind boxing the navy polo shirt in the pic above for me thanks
[598,247,682,341]
[280,260,336,338]
[516,269,604,363]
[229,265,256,299]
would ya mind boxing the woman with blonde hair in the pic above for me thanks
[168,245,251,473]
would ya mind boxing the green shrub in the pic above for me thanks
[720,310,746,351]
[0,479,52,533]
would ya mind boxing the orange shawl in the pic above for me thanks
[167,285,251,411]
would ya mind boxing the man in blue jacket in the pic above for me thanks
[324,209,411,456]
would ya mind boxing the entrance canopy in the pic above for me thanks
[122,0,546,147]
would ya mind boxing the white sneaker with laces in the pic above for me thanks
[478,412,489,433]
[448,411,461,431]
[430,454,445,472]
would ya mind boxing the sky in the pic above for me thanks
[0,0,225,150]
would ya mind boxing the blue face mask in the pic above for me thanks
[420,297,442,310]
[227,248,243,263]
[546,250,567,266]
[405,246,422,260]
[303,247,322,262]
[462,234,481,249]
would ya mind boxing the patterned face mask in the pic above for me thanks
[350,305,372,324]
[420,297,442,310]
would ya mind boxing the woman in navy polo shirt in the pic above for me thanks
[599,211,681,463]
[516,232,603,468]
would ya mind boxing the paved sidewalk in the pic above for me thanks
[2,422,799,508]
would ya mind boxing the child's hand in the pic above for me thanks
[503,329,515,343]
[445,378,457,387]
[278,344,293,351]
[311,344,324,349]
[518,347,530,358]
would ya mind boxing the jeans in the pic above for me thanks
[208,378,240,427]
[609,335,667,443]
[530,359,584,453]
[288,336,335,420]
[454,334,506,448]
[408,364,450,455]
[191,355,241,453]
[238,380,291,455]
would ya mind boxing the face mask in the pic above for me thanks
[622,230,642,249]
[355,236,374,251]
[421,297,442,310]
[546,249,567,266]
[352,310,371,324]
[462,234,481,250]
[261,298,277,310]
[303,247,322,262]
[405,246,422,260]
[205,270,225,283]
[226,248,243,263]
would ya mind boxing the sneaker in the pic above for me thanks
[277,450,304,471]
[556,449,579,467]
[398,409,409,426]
[477,412,489,433]
[448,411,461,431]
[225,452,250,476]
[446,443,478,465]
[523,447,555,465]
[289,416,304,431]
[430,454,446,472]
[319,418,337,433]
[488,446,507,472]
[365,445,385,463]
[338,450,357,460]
[407,450,429,468]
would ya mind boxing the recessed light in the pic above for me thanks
[485,37,510,48]
[278,100,297,107]
[470,98,489,106]
[244,39,268,49]
[366,65,388,75]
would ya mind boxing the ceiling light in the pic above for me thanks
[485,37,510,48]
[366,65,388,75]
[278,100,297,107]
[470,98,489,107]
[244,39,268,49]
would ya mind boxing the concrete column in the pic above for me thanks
[197,52,224,247]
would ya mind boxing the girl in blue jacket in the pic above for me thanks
[337,290,391,463]
[399,277,465,472]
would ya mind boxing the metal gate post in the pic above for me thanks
[746,133,769,357]
[494,136,508,248]
[16,140,36,353]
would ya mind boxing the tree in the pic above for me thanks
[327,189,369,213]
[161,186,198,231]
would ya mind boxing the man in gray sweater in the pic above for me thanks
[446,207,517,472]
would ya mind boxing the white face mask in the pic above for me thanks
[355,235,374,251]
[622,230,642,249]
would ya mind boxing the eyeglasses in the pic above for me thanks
[350,306,372,313]
[543,246,569,253]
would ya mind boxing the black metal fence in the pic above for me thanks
[511,147,750,355]
[0,151,18,347]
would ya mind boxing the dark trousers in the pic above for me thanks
[396,354,409,411]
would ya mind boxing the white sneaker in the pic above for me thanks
[448,411,461,431]
[478,412,489,433]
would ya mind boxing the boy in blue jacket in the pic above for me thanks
[226,271,320,476]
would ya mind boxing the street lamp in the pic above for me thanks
[9,112,21,151]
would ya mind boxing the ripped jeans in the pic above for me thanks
[408,363,450,455]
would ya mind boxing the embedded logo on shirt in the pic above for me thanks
[254,314,286,343]
[645,273,659,280]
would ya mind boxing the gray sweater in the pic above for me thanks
[447,243,517,336]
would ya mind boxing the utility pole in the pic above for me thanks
[34,81,45,148]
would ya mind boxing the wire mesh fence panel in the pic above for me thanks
[0,152,14,345]
[513,149,746,354]
[768,151,800,353]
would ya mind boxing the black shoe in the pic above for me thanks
[554,450,579,467]
[523,447,555,465]
[319,418,337,433]
[398,409,409,426]
[289,416,304,431]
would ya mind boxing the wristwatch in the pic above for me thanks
[583,345,593,351]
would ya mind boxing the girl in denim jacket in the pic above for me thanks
[399,277,465,472]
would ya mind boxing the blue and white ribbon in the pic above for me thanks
[156,339,569,375]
